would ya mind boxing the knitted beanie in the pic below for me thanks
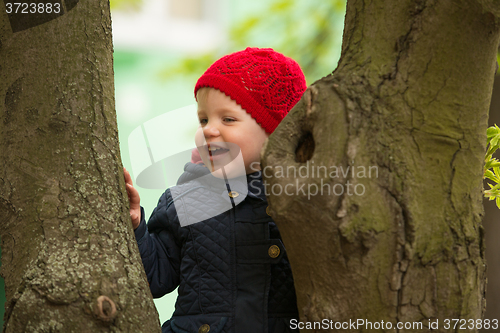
[194,47,307,134]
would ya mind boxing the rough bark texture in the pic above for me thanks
[0,1,160,332]
[262,0,500,332]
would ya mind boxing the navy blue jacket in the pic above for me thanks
[134,162,299,333]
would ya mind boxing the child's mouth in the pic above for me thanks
[208,146,230,156]
[205,144,232,163]
[200,143,240,167]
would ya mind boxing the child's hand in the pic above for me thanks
[124,167,141,229]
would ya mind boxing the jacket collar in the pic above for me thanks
[176,162,211,185]
[246,170,266,200]
[176,163,266,201]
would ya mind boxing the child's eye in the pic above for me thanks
[199,118,208,125]
[224,118,235,123]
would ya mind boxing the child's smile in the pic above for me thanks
[195,87,269,177]
[207,142,230,158]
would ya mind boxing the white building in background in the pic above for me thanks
[111,0,228,53]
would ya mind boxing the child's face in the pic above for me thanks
[195,88,270,177]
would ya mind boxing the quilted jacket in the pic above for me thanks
[134,162,299,333]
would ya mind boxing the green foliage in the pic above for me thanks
[157,0,347,85]
[484,124,500,208]
[497,52,500,74]
[158,52,218,82]
[110,0,143,11]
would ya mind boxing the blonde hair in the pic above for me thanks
[196,87,210,105]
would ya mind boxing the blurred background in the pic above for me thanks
[0,0,499,329]
[110,0,345,324]
[0,0,347,326]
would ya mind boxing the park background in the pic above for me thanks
[1,0,500,329]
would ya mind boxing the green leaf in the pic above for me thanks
[494,166,500,178]
[491,183,500,192]
[491,136,500,148]
[485,169,497,181]
[485,159,493,170]
[487,126,499,139]
[491,160,500,168]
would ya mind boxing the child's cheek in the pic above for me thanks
[194,127,209,162]
[194,127,207,153]
[194,126,205,145]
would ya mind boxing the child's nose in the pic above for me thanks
[202,122,221,137]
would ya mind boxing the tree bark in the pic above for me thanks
[0,1,160,332]
[262,0,500,332]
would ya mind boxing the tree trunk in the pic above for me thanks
[0,1,160,331]
[262,0,500,332]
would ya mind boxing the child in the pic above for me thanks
[125,47,307,333]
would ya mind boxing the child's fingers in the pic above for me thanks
[130,211,139,222]
[125,183,133,197]
[124,168,131,184]
[123,167,133,186]
[124,168,140,229]
[126,183,136,196]
[126,183,140,206]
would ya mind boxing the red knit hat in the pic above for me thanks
[194,47,307,134]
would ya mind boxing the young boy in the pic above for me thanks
[125,47,307,333]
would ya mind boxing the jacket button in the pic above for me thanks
[268,245,280,258]
[228,190,239,198]
[199,324,210,333]
[266,206,272,216]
